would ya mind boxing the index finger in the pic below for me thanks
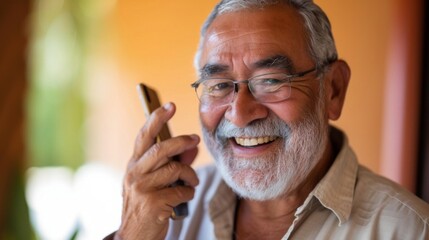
[135,134,200,174]
[131,102,176,163]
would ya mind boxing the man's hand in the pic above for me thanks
[116,103,200,240]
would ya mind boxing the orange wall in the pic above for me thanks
[318,1,394,174]
[87,0,417,187]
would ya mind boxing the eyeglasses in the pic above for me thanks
[191,66,319,107]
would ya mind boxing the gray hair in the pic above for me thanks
[194,0,338,73]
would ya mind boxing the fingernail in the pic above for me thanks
[190,134,200,141]
[163,102,173,110]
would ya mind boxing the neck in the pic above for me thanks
[234,140,335,239]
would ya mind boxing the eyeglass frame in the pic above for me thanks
[190,60,335,106]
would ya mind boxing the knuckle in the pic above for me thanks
[165,161,180,176]
[130,181,140,193]
[155,211,170,225]
[143,143,164,164]
[137,125,146,138]
[136,126,148,144]
[148,142,163,158]
[173,185,194,201]
[124,173,134,186]
[131,176,152,193]
[172,186,185,199]
[136,122,158,146]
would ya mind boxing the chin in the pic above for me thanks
[215,158,295,201]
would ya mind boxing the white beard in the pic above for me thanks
[201,97,329,201]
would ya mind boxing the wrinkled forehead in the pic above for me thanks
[198,4,311,74]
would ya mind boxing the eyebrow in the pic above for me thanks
[199,63,229,78]
[253,55,295,72]
[199,54,295,78]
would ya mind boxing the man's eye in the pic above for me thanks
[260,78,283,85]
[204,80,234,95]
[207,81,232,91]
[212,82,232,90]
[252,77,288,93]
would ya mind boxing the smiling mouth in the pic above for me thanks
[234,136,278,147]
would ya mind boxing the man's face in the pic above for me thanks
[198,5,330,200]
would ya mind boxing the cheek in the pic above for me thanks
[264,102,305,124]
[272,83,322,122]
[265,98,318,124]
[199,104,227,132]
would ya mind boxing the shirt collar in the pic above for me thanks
[308,127,359,225]
[208,179,237,239]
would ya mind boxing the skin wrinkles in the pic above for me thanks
[199,8,311,79]
[289,75,320,100]
[201,43,304,80]
[201,28,307,78]
[206,29,271,45]
[254,55,294,72]
[199,54,296,79]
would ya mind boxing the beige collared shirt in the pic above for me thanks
[166,127,429,239]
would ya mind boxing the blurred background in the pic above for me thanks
[1,0,428,239]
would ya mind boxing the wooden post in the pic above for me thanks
[0,0,31,234]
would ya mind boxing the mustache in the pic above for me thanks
[215,113,292,141]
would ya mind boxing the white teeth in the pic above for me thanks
[234,136,277,147]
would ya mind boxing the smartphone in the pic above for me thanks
[137,83,188,220]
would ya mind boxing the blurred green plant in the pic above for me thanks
[27,0,112,169]
[26,0,115,238]
[28,0,86,169]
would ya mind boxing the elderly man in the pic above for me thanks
[108,0,429,239]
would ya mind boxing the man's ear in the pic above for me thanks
[325,60,350,120]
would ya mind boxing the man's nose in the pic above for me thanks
[224,85,268,128]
